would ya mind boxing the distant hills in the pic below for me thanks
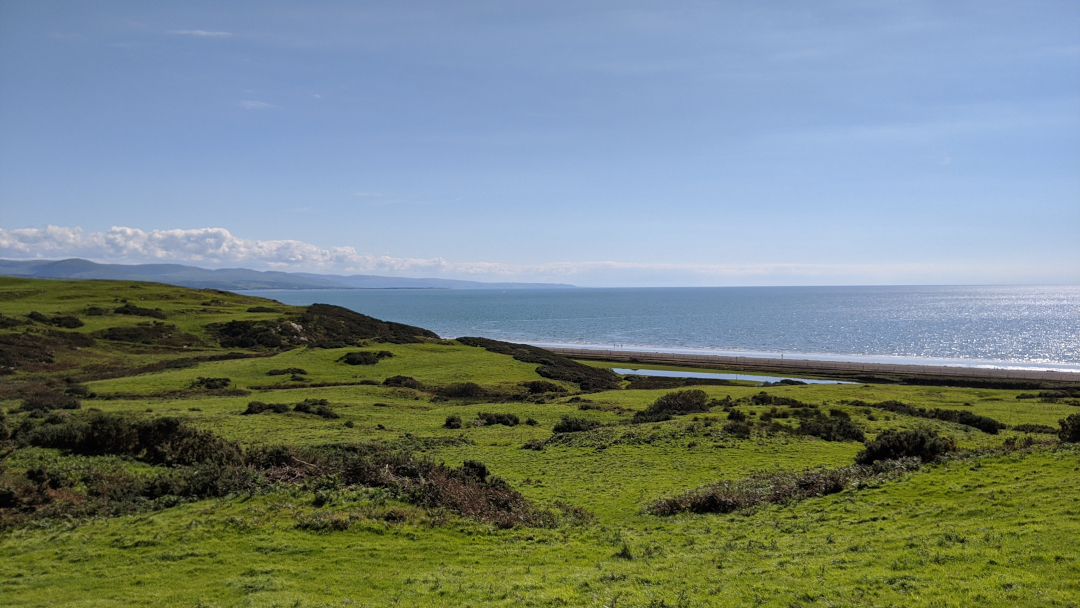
[0,258,575,291]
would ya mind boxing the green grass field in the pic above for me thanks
[1,278,1078,607]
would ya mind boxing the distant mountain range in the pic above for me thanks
[0,258,575,291]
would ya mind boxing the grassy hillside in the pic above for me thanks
[1,277,1078,607]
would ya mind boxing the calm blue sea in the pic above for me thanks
[237,286,1080,371]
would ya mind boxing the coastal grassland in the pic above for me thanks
[2,278,1079,607]
[1,446,1076,607]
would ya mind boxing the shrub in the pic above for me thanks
[242,401,290,415]
[723,420,751,438]
[727,409,747,422]
[339,351,380,365]
[1011,423,1057,434]
[294,399,339,419]
[18,413,242,466]
[191,377,231,390]
[552,416,602,434]
[855,429,953,464]
[521,380,567,394]
[749,392,808,407]
[525,417,538,426]
[828,408,850,419]
[246,306,277,313]
[27,311,84,328]
[477,413,519,427]
[437,382,486,399]
[19,389,82,412]
[631,389,710,423]
[384,376,422,390]
[100,322,198,345]
[522,438,544,451]
[113,303,166,319]
[797,418,865,442]
[648,459,920,516]
[1059,414,1080,444]
[267,368,307,376]
[444,415,462,429]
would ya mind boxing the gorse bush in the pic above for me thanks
[384,376,422,390]
[17,413,242,466]
[855,429,953,464]
[648,459,921,516]
[20,390,81,412]
[631,389,710,424]
[749,392,808,407]
[191,377,231,390]
[27,311,84,328]
[521,380,567,394]
[339,351,380,365]
[242,401,290,415]
[113,303,167,319]
[444,415,462,429]
[1059,414,1080,444]
[294,399,339,419]
[798,418,865,442]
[267,368,307,376]
[846,400,1005,434]
[476,413,519,427]
[552,416,602,434]
[437,382,486,399]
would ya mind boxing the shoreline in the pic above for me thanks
[547,346,1080,384]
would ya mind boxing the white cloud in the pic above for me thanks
[0,225,1069,286]
[172,30,232,37]
[238,100,277,110]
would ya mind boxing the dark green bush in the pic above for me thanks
[797,418,865,442]
[242,401,290,415]
[444,415,462,429]
[855,429,953,464]
[113,303,166,319]
[1059,414,1080,443]
[631,389,710,423]
[27,311,84,328]
[749,392,808,407]
[384,376,423,390]
[437,382,486,399]
[723,420,751,438]
[294,399,339,419]
[339,351,379,365]
[246,306,277,313]
[521,380,567,394]
[1011,423,1057,434]
[267,368,307,376]
[191,377,231,390]
[18,413,242,466]
[552,416,602,433]
[477,413,519,427]
[20,389,81,412]
[727,409,747,422]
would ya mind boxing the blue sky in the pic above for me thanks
[1,1,1077,286]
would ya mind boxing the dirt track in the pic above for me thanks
[548,347,1080,384]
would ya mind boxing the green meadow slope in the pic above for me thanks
[1,277,1078,607]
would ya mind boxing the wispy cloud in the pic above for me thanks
[237,100,277,110]
[0,226,1067,286]
[172,30,232,38]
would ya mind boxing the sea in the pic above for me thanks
[236,285,1080,373]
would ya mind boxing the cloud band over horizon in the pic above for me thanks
[0,225,1074,287]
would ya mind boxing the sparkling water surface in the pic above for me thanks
[238,286,1080,370]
